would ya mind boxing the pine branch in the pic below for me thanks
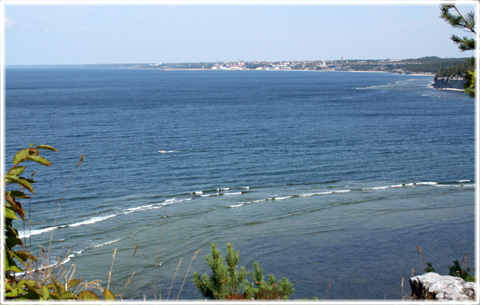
[452,6,476,34]
[440,4,476,51]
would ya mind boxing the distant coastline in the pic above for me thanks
[6,56,469,76]
[8,57,470,93]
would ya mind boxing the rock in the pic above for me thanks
[410,272,477,301]
[432,75,466,90]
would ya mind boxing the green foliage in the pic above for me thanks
[435,57,475,78]
[448,260,475,282]
[193,243,294,300]
[440,3,476,97]
[193,243,247,299]
[425,262,435,273]
[424,258,475,282]
[339,57,472,74]
[464,69,476,98]
[440,4,476,52]
[4,144,57,282]
[243,261,295,300]
[4,145,116,300]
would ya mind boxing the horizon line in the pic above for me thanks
[5,55,473,67]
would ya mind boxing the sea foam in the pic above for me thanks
[69,214,117,227]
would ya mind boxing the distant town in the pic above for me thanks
[19,56,471,77]
[95,56,471,75]
[145,58,420,73]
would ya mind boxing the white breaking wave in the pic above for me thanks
[125,206,149,212]
[201,193,218,197]
[223,192,242,196]
[368,186,389,190]
[436,184,474,187]
[334,189,351,193]
[356,83,394,90]
[274,196,293,200]
[21,213,119,238]
[73,239,120,258]
[18,238,122,275]
[416,182,438,186]
[123,198,182,214]
[228,203,244,208]
[53,239,122,269]
[22,180,472,238]
[362,183,422,190]
[20,226,57,239]
[300,191,331,197]
[226,189,352,210]
[164,198,177,204]
[252,199,267,203]
[69,214,117,228]
[359,180,475,191]
[93,238,121,249]
[299,190,350,197]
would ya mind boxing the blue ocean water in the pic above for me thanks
[5,68,475,300]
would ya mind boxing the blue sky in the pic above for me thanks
[4,2,478,65]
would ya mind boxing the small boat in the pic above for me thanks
[158,150,166,153]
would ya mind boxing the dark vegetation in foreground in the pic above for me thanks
[3,146,475,301]
[4,145,114,300]
[193,243,294,300]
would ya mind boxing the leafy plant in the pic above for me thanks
[424,256,475,282]
[464,70,476,98]
[4,145,115,300]
[5,145,59,284]
[448,259,475,282]
[193,243,294,300]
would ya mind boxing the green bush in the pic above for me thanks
[4,145,115,300]
[425,258,475,282]
[193,243,294,300]
[448,260,475,282]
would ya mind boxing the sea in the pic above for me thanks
[5,68,475,300]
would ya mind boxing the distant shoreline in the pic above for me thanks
[5,65,437,77]
[6,56,469,77]
[138,67,437,77]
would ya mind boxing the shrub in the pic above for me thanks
[193,243,294,300]
[243,261,295,300]
[425,256,475,282]
[448,259,475,282]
